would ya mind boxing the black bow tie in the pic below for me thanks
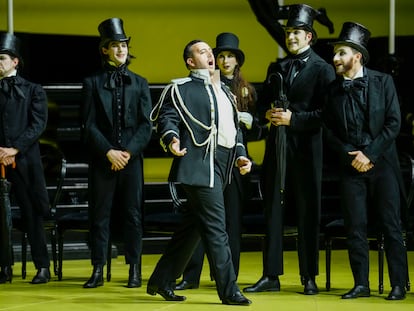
[104,64,131,89]
[0,76,25,99]
[342,77,368,92]
[280,49,311,85]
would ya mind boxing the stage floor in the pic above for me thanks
[0,250,413,311]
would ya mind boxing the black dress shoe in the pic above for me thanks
[386,286,406,300]
[127,264,142,288]
[31,268,50,284]
[147,284,186,301]
[175,280,199,290]
[243,276,280,292]
[303,278,318,295]
[0,266,12,284]
[222,291,252,306]
[83,265,104,288]
[341,285,370,299]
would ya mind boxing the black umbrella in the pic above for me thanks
[272,72,289,206]
[0,162,15,267]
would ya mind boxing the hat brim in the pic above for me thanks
[283,24,318,42]
[100,36,130,46]
[0,48,19,58]
[330,40,370,63]
[213,47,245,67]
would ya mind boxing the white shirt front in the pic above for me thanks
[213,83,237,148]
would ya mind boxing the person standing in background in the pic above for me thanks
[243,4,335,295]
[82,18,152,289]
[323,21,408,301]
[175,32,262,291]
[0,32,51,284]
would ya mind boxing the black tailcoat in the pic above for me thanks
[83,67,152,265]
[0,75,50,268]
[259,49,335,278]
[322,68,407,286]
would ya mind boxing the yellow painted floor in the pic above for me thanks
[0,250,413,311]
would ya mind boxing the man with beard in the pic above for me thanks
[243,4,335,295]
[322,22,408,300]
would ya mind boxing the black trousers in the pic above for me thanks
[148,146,239,300]
[88,158,143,266]
[179,166,244,283]
[0,169,50,269]
[341,159,407,287]
[261,153,320,279]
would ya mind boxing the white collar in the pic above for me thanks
[0,69,17,80]
[296,45,311,61]
[298,45,310,55]
[343,66,364,80]
[190,69,212,84]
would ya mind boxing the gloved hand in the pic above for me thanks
[238,111,253,130]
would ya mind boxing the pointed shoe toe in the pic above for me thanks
[341,285,370,299]
[222,291,252,306]
[147,285,186,301]
[386,286,406,300]
[243,276,280,293]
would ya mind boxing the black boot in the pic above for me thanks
[31,268,50,284]
[127,264,141,288]
[83,265,104,288]
[0,266,12,284]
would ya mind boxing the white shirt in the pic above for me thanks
[213,83,237,148]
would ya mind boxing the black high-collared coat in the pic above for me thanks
[83,68,152,164]
[155,74,247,188]
[82,66,152,265]
[0,74,50,268]
[0,75,49,215]
[322,68,408,287]
[323,68,406,211]
[258,49,336,277]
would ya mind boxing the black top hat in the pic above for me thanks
[213,32,245,67]
[0,32,21,59]
[98,18,130,45]
[284,4,317,36]
[331,22,371,63]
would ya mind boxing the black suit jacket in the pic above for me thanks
[152,73,246,188]
[323,68,406,210]
[82,67,153,168]
[323,69,401,168]
[260,49,335,198]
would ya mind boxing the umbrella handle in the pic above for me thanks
[1,162,16,179]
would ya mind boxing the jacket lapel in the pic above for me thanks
[96,73,113,126]
[123,70,136,118]
[366,69,383,135]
